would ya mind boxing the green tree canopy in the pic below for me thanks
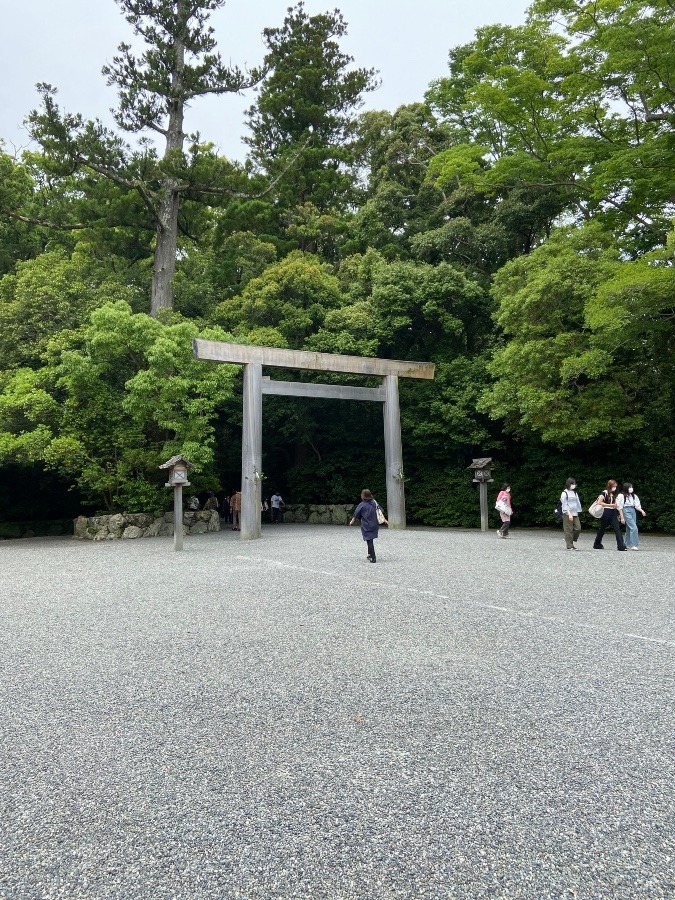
[244,2,378,212]
[0,303,237,510]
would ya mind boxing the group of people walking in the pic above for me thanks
[192,490,287,530]
[495,479,648,550]
[191,480,648,561]
[561,478,647,551]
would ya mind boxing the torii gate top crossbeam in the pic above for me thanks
[193,339,435,380]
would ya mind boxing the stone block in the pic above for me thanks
[143,519,163,538]
[189,521,208,535]
[122,526,144,539]
[125,513,152,528]
[93,528,110,541]
[206,511,220,532]
[73,516,89,538]
[107,514,126,535]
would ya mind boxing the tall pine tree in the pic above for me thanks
[27,0,261,316]
[245,3,378,213]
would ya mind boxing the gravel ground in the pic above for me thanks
[0,524,673,899]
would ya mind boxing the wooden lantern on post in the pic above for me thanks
[468,457,494,532]
[159,455,193,551]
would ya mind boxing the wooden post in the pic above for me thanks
[479,482,489,532]
[173,483,184,551]
[241,362,263,540]
[383,374,406,529]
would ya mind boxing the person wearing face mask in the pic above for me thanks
[593,479,628,551]
[616,482,647,550]
[561,477,582,550]
[495,483,513,538]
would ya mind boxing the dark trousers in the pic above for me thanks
[594,511,625,549]
[366,539,376,561]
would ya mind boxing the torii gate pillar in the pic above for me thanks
[383,375,405,529]
[241,362,263,540]
[193,340,435,540]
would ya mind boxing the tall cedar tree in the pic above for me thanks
[27,0,261,316]
[245,3,378,212]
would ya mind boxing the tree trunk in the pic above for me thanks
[150,26,186,318]
[151,184,181,316]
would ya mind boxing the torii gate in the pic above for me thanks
[193,339,435,540]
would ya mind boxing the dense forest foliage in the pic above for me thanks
[1,0,675,533]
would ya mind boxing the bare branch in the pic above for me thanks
[1,210,88,230]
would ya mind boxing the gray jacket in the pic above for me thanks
[561,490,582,515]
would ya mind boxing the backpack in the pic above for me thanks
[554,491,568,523]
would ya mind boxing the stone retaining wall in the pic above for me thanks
[73,510,220,541]
[282,504,354,525]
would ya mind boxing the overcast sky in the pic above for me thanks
[1,0,529,161]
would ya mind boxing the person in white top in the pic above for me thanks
[561,477,583,550]
[270,491,285,524]
[616,482,647,550]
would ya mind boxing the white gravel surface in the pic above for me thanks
[1,524,673,899]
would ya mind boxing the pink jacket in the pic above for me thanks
[496,490,513,516]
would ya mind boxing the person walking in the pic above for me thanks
[230,490,242,531]
[593,479,627,551]
[616,482,647,551]
[221,494,231,523]
[560,477,583,550]
[495,483,513,538]
[270,491,285,524]
[203,490,219,511]
[350,489,380,563]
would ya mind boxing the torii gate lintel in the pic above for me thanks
[193,339,435,540]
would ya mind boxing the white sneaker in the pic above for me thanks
[631,546,640,551]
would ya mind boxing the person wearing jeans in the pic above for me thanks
[616,482,647,550]
[561,477,582,550]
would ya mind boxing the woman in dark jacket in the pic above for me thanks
[350,489,380,563]
[593,479,627,551]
